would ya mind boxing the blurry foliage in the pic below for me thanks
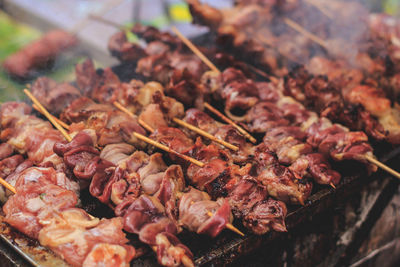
[131,2,191,28]
[0,11,40,61]
[364,0,400,15]
[169,2,192,22]
[383,0,400,16]
[125,30,139,43]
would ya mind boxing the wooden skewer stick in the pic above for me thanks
[258,25,400,185]
[204,103,257,144]
[175,192,245,237]
[114,101,239,151]
[24,89,72,142]
[88,15,266,82]
[32,104,70,130]
[170,26,220,74]
[138,119,155,133]
[112,102,155,132]
[168,27,257,144]
[127,116,244,236]
[0,177,16,194]
[172,118,239,151]
[245,63,270,79]
[112,102,203,167]
[3,106,234,263]
[105,17,399,189]
[88,14,124,29]
[99,19,255,147]
[304,0,334,19]
[0,178,193,267]
[132,132,204,167]
[113,101,135,118]
[205,211,244,236]
[283,18,329,50]
[0,177,167,266]
[0,170,193,267]
[364,155,400,180]
[113,102,244,236]
[26,86,69,130]
[70,0,126,34]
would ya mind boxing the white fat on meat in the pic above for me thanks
[100,143,136,166]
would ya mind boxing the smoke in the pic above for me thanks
[0,83,23,102]
[242,0,384,72]
[300,1,369,65]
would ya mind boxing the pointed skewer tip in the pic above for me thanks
[298,197,305,206]
[170,26,221,74]
[226,223,245,237]
[283,18,328,50]
[206,211,244,236]
[364,155,400,180]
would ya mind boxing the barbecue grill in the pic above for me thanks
[1,1,400,266]
[1,153,399,266]
[1,58,400,266]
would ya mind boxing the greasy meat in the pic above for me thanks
[61,97,146,147]
[179,187,232,237]
[31,77,81,115]
[0,102,65,169]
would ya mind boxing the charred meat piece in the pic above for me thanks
[183,108,254,164]
[0,102,65,169]
[227,177,287,234]
[108,31,146,62]
[284,68,388,141]
[150,126,194,155]
[61,97,146,147]
[31,77,81,115]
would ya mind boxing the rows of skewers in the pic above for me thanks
[2,2,400,267]
[187,0,400,146]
